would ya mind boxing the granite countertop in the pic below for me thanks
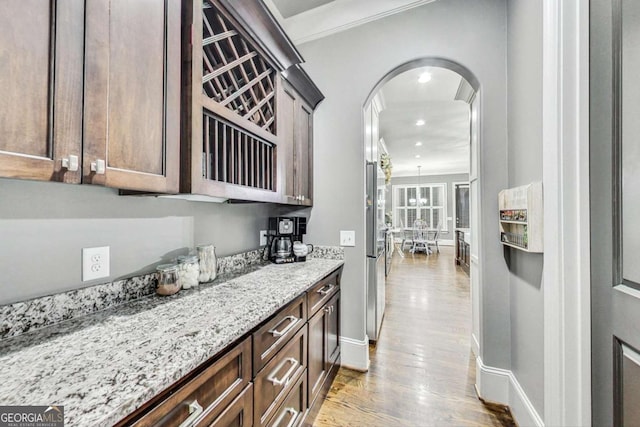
[0,258,343,426]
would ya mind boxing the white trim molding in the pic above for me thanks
[476,356,545,427]
[276,0,438,44]
[340,335,370,371]
[542,0,591,426]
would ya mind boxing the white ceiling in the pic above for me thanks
[378,67,471,177]
[271,0,336,19]
[264,0,437,44]
[265,0,470,178]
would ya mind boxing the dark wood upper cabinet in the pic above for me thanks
[0,0,324,203]
[181,0,282,202]
[279,66,323,206]
[277,81,314,206]
[83,0,181,193]
[0,0,84,184]
[181,0,324,204]
[277,80,297,202]
[295,100,313,205]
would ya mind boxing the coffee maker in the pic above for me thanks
[266,217,307,264]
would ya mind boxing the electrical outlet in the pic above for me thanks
[259,230,268,246]
[83,246,110,281]
[340,230,355,247]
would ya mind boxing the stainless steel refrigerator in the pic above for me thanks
[366,161,387,341]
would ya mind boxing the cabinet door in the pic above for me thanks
[307,308,328,406]
[327,292,340,366]
[83,0,180,193]
[295,101,313,205]
[277,79,297,203]
[0,1,84,183]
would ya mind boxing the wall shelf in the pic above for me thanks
[498,182,543,253]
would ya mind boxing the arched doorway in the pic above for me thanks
[362,57,483,366]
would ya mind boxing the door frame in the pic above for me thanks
[362,57,481,368]
[452,181,470,230]
[542,0,591,425]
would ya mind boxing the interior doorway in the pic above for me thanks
[362,58,482,362]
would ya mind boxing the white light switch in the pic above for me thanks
[340,230,355,247]
[83,246,110,281]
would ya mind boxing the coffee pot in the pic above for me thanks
[270,236,294,263]
[293,241,314,262]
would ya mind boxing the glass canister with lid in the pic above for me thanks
[197,244,217,283]
[177,255,200,289]
[156,263,181,296]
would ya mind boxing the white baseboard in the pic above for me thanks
[476,356,510,404]
[476,356,544,427]
[340,335,369,371]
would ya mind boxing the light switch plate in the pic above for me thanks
[83,246,110,281]
[340,230,355,247]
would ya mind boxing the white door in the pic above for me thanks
[591,0,640,424]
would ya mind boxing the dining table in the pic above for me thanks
[391,227,438,256]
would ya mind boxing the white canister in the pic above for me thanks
[197,245,217,283]
[177,255,200,289]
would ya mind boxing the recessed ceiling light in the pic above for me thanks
[416,119,425,126]
[418,72,432,83]
[415,155,421,159]
[415,141,423,146]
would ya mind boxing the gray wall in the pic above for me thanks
[384,173,469,241]
[506,0,544,417]
[299,0,511,369]
[0,178,276,304]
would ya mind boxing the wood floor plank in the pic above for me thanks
[312,247,515,427]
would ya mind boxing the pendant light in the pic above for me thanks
[417,165,426,206]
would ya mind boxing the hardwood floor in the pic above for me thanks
[312,247,515,427]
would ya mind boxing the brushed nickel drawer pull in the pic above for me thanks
[317,283,334,296]
[268,357,299,387]
[178,400,204,427]
[272,407,298,427]
[269,315,299,338]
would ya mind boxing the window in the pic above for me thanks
[393,183,447,230]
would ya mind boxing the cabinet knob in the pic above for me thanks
[90,159,106,175]
[61,155,79,172]
[324,306,331,313]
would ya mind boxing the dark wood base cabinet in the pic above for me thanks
[455,230,470,276]
[116,266,342,427]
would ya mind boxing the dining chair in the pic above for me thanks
[399,219,413,252]
[426,222,442,254]
[410,219,430,254]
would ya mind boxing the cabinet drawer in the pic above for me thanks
[267,370,307,427]
[307,269,341,318]
[198,383,253,427]
[254,326,308,427]
[132,337,251,427]
[254,295,306,375]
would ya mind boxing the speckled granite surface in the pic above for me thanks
[308,245,344,260]
[0,249,269,340]
[0,258,343,427]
